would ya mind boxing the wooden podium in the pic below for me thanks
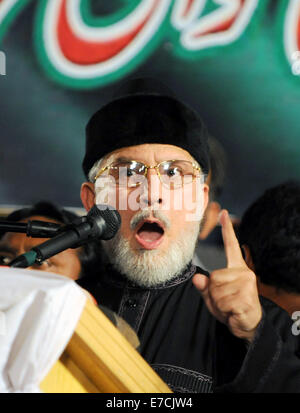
[40,299,171,393]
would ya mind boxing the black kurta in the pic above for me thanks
[81,263,300,392]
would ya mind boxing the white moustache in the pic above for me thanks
[130,209,171,231]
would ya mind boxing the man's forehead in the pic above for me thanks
[102,144,195,164]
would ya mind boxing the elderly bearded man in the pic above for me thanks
[80,78,300,393]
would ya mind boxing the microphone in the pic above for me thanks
[9,205,121,269]
[0,220,61,238]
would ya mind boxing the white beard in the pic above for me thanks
[101,213,201,288]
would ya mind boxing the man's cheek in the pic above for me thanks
[95,179,117,208]
[183,182,206,223]
[117,186,143,212]
[117,210,133,238]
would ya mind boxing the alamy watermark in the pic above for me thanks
[291,311,300,336]
[0,51,6,75]
[95,173,206,222]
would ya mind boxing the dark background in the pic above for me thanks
[0,0,299,217]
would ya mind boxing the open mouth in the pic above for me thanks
[135,220,165,250]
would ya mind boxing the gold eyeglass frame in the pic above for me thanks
[94,159,202,188]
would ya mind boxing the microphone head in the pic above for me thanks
[88,205,121,240]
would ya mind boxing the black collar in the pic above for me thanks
[99,261,199,290]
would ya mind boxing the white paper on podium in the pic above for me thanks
[0,267,87,393]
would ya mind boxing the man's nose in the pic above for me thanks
[139,169,163,208]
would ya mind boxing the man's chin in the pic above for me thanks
[102,230,198,288]
[115,250,187,288]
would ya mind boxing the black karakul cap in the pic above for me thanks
[83,78,210,179]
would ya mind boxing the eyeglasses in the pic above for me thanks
[94,160,202,189]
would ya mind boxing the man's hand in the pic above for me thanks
[192,210,262,342]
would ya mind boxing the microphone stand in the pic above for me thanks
[9,217,91,269]
[7,205,121,270]
[0,220,64,269]
[0,220,61,238]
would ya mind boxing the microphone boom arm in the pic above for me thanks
[9,206,121,269]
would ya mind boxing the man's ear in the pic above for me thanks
[80,182,96,212]
[199,201,221,240]
[203,183,209,213]
[242,244,255,271]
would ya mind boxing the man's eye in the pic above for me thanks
[127,168,135,177]
[118,168,137,177]
[34,259,52,269]
[41,259,52,268]
[0,255,12,265]
[167,168,181,177]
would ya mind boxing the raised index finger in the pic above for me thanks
[220,209,244,268]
